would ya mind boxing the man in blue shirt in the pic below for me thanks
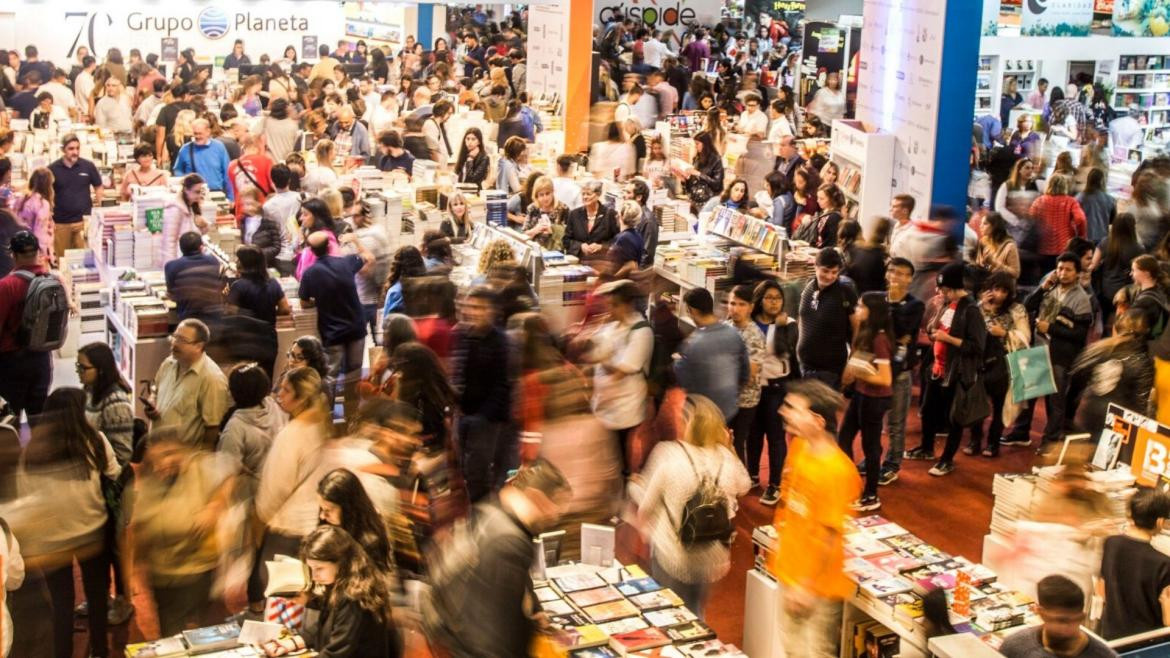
[674,287,749,421]
[974,113,1003,150]
[298,231,374,418]
[49,133,104,258]
[462,33,486,78]
[172,118,233,200]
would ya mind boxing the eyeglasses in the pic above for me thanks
[762,294,783,302]
[287,350,306,362]
[75,363,95,372]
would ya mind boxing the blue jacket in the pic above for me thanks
[674,321,749,420]
[173,140,233,200]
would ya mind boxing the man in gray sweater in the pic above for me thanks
[674,287,749,421]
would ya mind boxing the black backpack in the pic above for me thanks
[669,443,733,546]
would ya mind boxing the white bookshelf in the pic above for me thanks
[829,120,896,234]
[975,56,995,115]
[1112,54,1170,152]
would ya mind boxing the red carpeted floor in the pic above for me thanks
[71,390,1048,656]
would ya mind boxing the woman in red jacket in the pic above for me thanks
[1029,173,1087,274]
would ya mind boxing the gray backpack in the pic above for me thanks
[14,270,69,351]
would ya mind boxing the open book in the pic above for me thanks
[264,554,308,597]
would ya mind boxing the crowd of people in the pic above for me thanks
[0,5,1168,658]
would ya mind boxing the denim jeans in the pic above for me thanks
[458,414,507,504]
[325,337,366,418]
[1006,363,1070,444]
[882,371,913,471]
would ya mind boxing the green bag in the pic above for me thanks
[1008,344,1058,404]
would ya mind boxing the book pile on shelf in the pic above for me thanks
[841,515,1037,650]
[988,473,1036,540]
[654,203,689,233]
[666,114,706,134]
[539,264,595,308]
[110,277,170,339]
[782,241,820,279]
[537,565,747,656]
[707,207,782,257]
[669,132,696,164]
[124,621,254,657]
[93,207,133,265]
[849,618,901,657]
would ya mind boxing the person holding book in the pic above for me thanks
[297,525,400,657]
[770,378,860,657]
[837,292,894,512]
[129,426,234,637]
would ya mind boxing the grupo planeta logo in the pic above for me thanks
[198,6,231,39]
[1028,0,1048,14]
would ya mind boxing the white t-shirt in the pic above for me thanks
[737,109,769,138]
[301,164,339,196]
[37,81,76,110]
[589,318,653,430]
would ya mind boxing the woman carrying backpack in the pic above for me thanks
[635,394,750,618]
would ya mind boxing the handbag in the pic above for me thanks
[1007,344,1058,403]
[950,378,991,427]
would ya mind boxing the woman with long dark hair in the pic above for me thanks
[391,342,455,450]
[675,131,724,214]
[454,127,489,191]
[798,183,845,248]
[15,167,54,266]
[9,388,120,658]
[747,280,798,506]
[317,468,394,575]
[724,284,766,468]
[968,272,1030,457]
[838,292,894,511]
[227,245,290,377]
[161,173,209,262]
[382,245,426,317]
[1094,213,1144,330]
[298,525,399,657]
[976,212,1021,278]
[294,197,341,280]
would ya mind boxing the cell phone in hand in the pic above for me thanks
[138,380,158,409]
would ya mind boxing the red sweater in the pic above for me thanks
[1030,194,1087,256]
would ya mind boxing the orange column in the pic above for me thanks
[565,0,594,154]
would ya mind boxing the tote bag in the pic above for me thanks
[1008,344,1058,404]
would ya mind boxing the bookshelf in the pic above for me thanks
[828,120,896,234]
[975,56,994,115]
[1113,55,1170,151]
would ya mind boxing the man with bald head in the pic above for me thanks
[773,134,804,183]
[298,230,375,417]
[328,104,371,158]
[173,117,233,200]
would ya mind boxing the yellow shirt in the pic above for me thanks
[155,353,231,446]
[769,435,860,600]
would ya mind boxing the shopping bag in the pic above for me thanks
[1008,344,1058,404]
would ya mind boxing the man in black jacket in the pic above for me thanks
[424,459,571,657]
[1003,252,1093,449]
[795,248,858,433]
[904,262,986,476]
[452,285,514,503]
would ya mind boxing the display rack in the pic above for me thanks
[829,120,896,231]
[1113,54,1170,149]
[975,56,994,114]
[1000,58,1040,98]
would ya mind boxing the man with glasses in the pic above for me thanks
[795,248,858,433]
[735,93,769,141]
[876,257,924,485]
[145,318,229,449]
[0,231,57,424]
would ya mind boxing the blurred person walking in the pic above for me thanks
[770,379,860,657]
[636,395,751,618]
[3,388,121,658]
[748,280,798,506]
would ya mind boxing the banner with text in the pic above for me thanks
[527,3,570,108]
[11,0,348,65]
[592,0,723,31]
[1021,0,1093,36]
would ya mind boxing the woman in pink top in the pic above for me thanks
[293,197,341,280]
[15,167,56,265]
[160,174,210,264]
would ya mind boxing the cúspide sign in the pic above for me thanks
[593,0,722,30]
